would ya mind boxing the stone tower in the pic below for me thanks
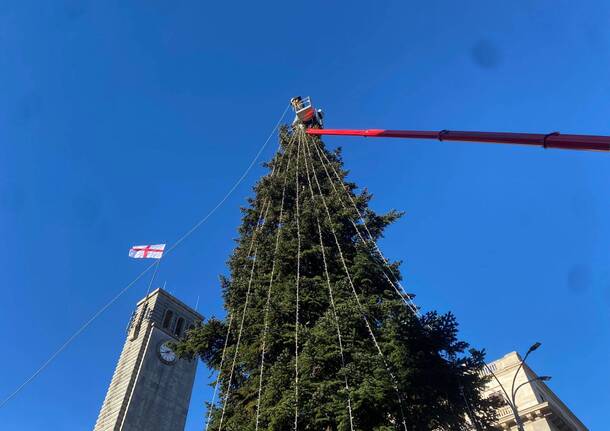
[94,288,202,431]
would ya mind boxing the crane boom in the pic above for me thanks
[306,128,610,152]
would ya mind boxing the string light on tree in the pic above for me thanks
[174,98,500,430]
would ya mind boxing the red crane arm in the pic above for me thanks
[305,128,610,152]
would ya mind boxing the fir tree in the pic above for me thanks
[175,126,499,430]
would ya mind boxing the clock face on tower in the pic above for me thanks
[158,341,177,365]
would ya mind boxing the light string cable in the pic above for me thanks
[303,131,409,431]
[309,138,420,317]
[299,132,355,430]
[217,130,296,431]
[254,131,298,430]
[293,132,303,431]
[206,128,295,430]
[204,313,233,431]
[0,104,291,412]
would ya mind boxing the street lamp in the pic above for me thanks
[527,342,542,353]
[484,342,547,431]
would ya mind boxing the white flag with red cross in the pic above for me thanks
[129,244,166,259]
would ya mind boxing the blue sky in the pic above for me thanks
[1,1,608,429]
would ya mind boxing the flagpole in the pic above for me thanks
[146,258,161,297]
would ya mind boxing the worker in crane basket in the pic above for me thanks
[290,96,303,111]
[290,96,324,129]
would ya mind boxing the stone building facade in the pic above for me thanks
[481,352,587,431]
[94,288,202,431]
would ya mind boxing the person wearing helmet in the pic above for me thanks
[291,96,303,111]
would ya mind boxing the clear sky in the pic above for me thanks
[1,1,608,429]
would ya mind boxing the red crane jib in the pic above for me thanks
[305,128,610,152]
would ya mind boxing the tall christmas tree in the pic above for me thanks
[176,125,499,430]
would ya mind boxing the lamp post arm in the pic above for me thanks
[510,351,531,402]
[513,377,546,401]
[484,364,525,431]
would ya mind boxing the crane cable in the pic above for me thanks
[255,133,298,429]
[310,138,420,317]
[299,132,355,431]
[302,131,409,431]
[0,104,291,413]
[217,132,296,430]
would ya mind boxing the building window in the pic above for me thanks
[129,303,149,340]
[175,317,185,337]
[139,303,148,323]
[126,311,137,334]
[134,303,148,328]
[162,310,174,329]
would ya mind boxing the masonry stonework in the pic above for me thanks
[482,352,587,431]
[94,289,202,431]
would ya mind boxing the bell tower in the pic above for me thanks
[94,288,202,431]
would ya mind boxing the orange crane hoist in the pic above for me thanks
[292,96,610,152]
